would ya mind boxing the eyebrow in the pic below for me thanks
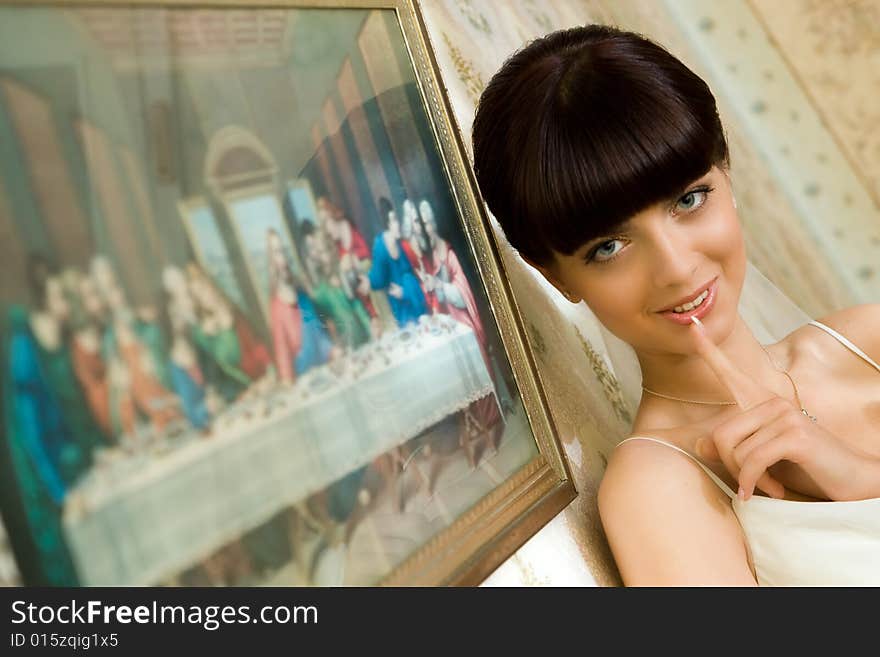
[581,169,712,251]
[580,176,712,252]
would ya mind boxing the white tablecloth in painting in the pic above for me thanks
[62,322,496,586]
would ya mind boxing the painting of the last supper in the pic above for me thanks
[0,3,541,585]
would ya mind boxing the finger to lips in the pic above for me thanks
[690,317,786,499]
[689,317,769,410]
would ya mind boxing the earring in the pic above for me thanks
[733,194,738,209]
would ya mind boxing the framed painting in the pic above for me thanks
[0,0,575,586]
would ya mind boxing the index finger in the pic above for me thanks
[689,317,771,410]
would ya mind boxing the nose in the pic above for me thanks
[648,219,699,289]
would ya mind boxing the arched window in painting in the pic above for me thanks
[204,126,305,321]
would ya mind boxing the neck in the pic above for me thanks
[636,314,794,405]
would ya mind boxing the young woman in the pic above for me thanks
[471,25,880,586]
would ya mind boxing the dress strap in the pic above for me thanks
[616,436,737,500]
[808,320,880,373]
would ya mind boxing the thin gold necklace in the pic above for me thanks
[641,345,817,422]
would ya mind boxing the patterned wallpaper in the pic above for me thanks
[750,0,880,205]
[416,0,878,586]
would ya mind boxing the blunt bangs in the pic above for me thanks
[472,25,729,265]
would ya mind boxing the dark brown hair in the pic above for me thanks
[472,25,729,265]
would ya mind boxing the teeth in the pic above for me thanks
[673,289,708,313]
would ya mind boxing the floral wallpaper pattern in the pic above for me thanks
[751,0,880,202]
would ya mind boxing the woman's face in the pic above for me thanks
[543,166,746,357]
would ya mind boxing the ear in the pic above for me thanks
[522,256,581,303]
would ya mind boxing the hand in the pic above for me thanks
[388,283,403,299]
[689,318,877,501]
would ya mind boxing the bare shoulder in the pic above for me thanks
[809,303,880,364]
[599,438,730,519]
[598,440,755,585]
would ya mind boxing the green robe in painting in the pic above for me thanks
[311,281,371,350]
[35,338,100,483]
[191,325,251,402]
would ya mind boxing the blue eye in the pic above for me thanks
[588,238,625,264]
[674,186,713,213]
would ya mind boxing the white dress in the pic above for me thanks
[618,320,880,586]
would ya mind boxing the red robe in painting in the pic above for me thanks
[71,337,112,439]
[430,241,500,432]
[232,311,271,380]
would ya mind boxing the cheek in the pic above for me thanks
[711,208,747,289]
[579,272,648,337]
[706,204,744,256]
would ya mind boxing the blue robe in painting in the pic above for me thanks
[294,291,334,376]
[1,306,80,585]
[169,362,210,431]
[369,235,427,327]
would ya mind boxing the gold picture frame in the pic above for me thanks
[0,0,575,587]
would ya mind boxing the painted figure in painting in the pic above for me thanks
[320,197,384,337]
[400,198,440,314]
[163,266,211,433]
[369,197,428,328]
[418,200,503,460]
[267,228,335,384]
[0,256,100,585]
[91,256,182,438]
[301,222,371,352]
[24,259,99,480]
[187,263,270,404]
[67,271,114,442]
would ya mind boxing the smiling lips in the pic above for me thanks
[658,277,717,312]
[656,277,719,325]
